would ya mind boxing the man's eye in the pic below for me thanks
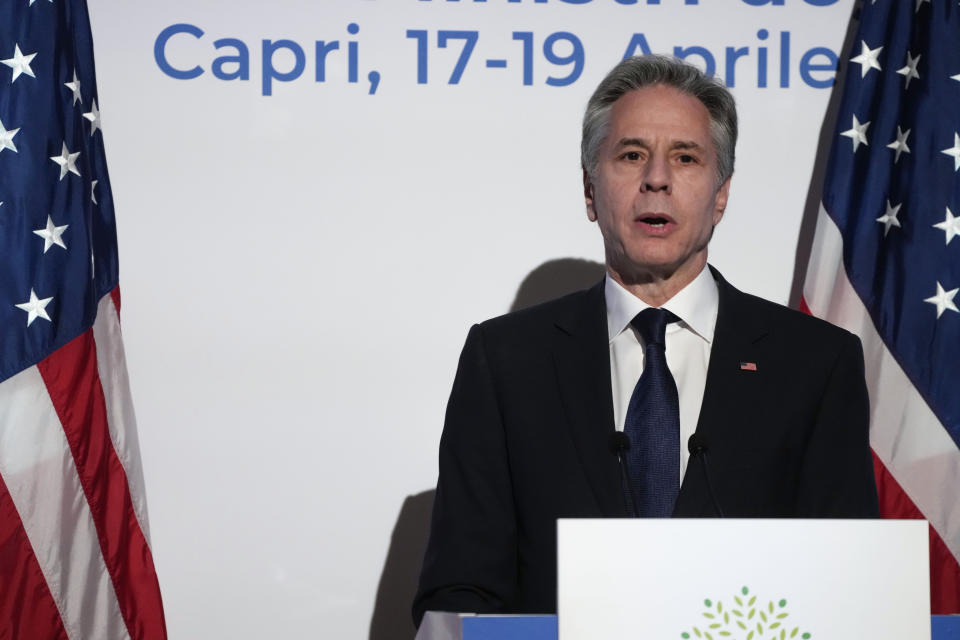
[678,154,697,164]
[622,151,641,161]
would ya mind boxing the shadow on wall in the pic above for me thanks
[368,490,435,640]
[367,257,605,640]
[509,258,607,312]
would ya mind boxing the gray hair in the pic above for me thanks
[581,55,737,186]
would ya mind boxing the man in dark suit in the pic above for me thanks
[412,55,879,625]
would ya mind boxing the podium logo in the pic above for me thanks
[680,585,812,640]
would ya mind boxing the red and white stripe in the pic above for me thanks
[0,289,166,639]
[803,205,960,612]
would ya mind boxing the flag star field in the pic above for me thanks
[0,0,118,383]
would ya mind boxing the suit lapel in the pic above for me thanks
[676,267,769,515]
[552,281,626,516]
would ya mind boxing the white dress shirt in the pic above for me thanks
[605,266,719,481]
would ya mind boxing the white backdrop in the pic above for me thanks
[87,1,854,637]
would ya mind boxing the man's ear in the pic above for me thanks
[583,167,597,222]
[713,176,731,226]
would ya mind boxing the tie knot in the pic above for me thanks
[630,307,679,347]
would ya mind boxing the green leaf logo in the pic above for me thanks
[680,586,812,640]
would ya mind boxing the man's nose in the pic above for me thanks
[640,154,671,193]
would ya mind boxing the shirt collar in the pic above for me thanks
[604,265,719,344]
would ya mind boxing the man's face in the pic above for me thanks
[584,84,730,286]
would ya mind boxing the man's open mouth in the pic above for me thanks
[637,214,673,227]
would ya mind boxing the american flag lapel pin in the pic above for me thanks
[739,361,758,372]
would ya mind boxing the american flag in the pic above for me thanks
[0,0,166,637]
[801,0,960,612]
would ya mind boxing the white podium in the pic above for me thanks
[558,519,930,639]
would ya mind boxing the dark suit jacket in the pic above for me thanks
[413,268,879,624]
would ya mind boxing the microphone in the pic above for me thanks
[687,433,725,518]
[687,433,707,456]
[609,432,638,517]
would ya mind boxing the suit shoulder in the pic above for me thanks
[476,283,601,341]
[733,287,859,348]
[480,286,603,332]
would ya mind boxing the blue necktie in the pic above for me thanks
[624,307,680,517]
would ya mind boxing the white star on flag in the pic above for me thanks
[841,114,870,152]
[953,73,960,83]
[0,118,19,153]
[83,99,100,136]
[850,41,882,78]
[1,44,36,83]
[925,281,960,319]
[896,51,920,89]
[876,200,902,236]
[886,126,911,162]
[64,69,81,105]
[50,142,80,180]
[15,289,53,326]
[942,132,960,171]
[933,207,960,245]
[33,215,68,252]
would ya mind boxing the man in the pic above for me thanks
[413,55,879,625]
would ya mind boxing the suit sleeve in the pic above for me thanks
[412,324,518,626]
[795,331,880,517]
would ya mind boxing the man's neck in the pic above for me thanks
[607,256,708,307]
